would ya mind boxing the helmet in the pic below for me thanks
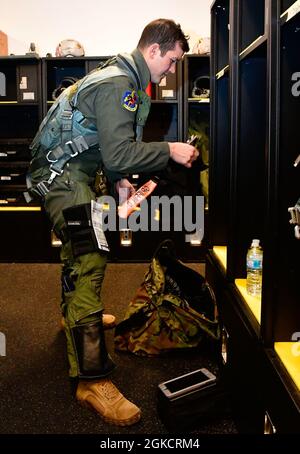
[55,39,85,57]
[191,75,210,99]
[52,76,78,100]
[192,37,210,55]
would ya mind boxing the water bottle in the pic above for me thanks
[246,239,263,296]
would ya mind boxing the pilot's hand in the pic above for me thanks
[115,178,136,204]
[168,142,199,168]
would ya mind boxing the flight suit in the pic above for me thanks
[28,48,170,378]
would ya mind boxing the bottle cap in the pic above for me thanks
[251,239,260,247]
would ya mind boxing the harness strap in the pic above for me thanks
[61,107,73,146]
[116,54,142,91]
[26,134,98,200]
[27,53,145,202]
[30,134,98,174]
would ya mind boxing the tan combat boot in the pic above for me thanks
[76,379,141,426]
[61,314,116,331]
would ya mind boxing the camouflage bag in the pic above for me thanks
[114,240,220,356]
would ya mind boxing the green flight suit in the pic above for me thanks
[30,48,170,378]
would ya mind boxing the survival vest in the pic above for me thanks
[26,53,150,200]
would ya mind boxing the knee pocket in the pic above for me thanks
[63,203,99,257]
[64,252,107,323]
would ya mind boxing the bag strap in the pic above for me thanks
[153,239,177,263]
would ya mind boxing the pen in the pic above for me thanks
[187,134,197,145]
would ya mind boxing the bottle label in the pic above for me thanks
[247,259,262,270]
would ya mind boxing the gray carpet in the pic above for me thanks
[0,262,237,435]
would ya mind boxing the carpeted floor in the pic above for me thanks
[0,262,237,435]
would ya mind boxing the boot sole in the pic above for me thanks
[77,395,141,427]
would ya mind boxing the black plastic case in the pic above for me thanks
[157,368,230,431]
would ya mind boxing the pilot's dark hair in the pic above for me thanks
[138,19,189,55]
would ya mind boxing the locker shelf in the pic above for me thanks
[234,279,261,324]
[274,342,300,390]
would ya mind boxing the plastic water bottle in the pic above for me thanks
[246,239,263,296]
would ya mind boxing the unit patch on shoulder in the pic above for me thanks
[121,89,138,112]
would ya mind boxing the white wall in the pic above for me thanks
[1,0,212,57]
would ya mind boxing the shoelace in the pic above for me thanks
[99,381,120,400]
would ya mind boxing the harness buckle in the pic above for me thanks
[65,140,78,158]
[73,135,89,153]
[46,146,64,163]
[46,149,58,163]
[62,110,73,120]
[48,165,64,185]
[288,205,300,225]
[33,181,50,197]
[288,201,300,240]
